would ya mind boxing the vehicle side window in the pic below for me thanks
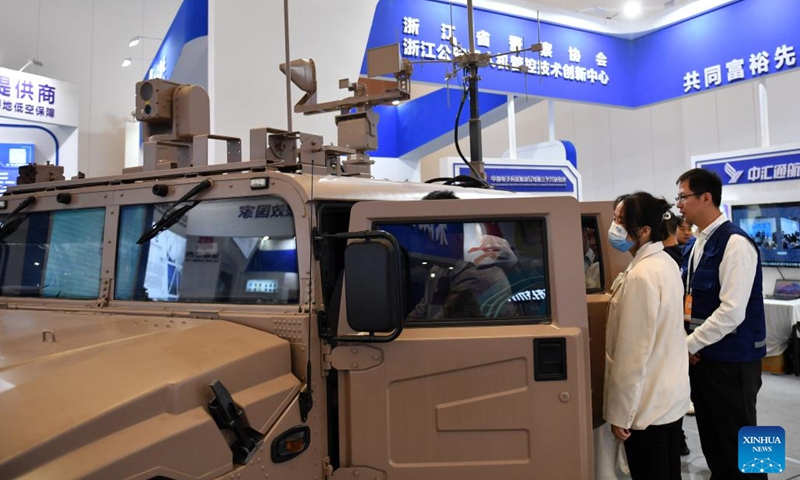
[376,218,550,325]
[581,216,604,293]
[115,197,299,304]
[0,208,105,299]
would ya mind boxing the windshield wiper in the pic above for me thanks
[136,179,213,245]
[0,196,36,242]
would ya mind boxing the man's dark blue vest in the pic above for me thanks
[683,220,766,362]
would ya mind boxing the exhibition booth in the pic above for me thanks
[168,0,800,368]
[0,68,79,191]
[693,145,800,364]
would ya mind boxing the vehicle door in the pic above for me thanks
[333,196,593,480]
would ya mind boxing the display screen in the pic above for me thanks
[730,201,800,267]
[0,143,34,193]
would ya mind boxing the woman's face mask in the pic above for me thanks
[608,222,635,252]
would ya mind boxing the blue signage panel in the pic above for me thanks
[365,0,800,108]
[696,148,800,186]
[456,164,575,193]
[0,143,34,193]
[634,0,800,106]
[366,0,634,106]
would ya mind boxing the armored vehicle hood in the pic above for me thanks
[0,310,300,479]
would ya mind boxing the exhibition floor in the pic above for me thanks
[681,371,800,479]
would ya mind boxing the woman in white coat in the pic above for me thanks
[604,192,691,480]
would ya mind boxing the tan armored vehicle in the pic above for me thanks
[0,55,629,479]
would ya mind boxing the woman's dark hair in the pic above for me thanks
[620,191,674,243]
[423,190,459,200]
[664,210,681,236]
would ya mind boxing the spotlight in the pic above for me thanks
[623,1,642,18]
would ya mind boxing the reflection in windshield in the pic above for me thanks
[581,216,604,292]
[116,197,300,304]
[377,219,549,323]
[0,209,105,299]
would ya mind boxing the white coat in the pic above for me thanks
[603,241,690,430]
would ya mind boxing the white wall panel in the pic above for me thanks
[766,69,800,146]
[650,99,685,200]
[680,88,721,162]
[553,101,575,141]
[513,98,548,146]
[571,103,612,201]
[715,81,758,152]
[0,1,39,71]
[481,117,510,158]
[608,107,655,195]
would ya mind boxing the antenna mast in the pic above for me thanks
[464,0,485,180]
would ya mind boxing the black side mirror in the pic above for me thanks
[333,231,406,342]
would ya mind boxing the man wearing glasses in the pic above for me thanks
[676,168,767,479]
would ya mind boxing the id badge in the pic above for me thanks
[683,294,693,323]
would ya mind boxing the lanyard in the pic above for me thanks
[685,240,698,296]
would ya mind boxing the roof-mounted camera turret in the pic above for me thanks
[133,79,242,172]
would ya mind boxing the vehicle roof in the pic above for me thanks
[4,161,528,204]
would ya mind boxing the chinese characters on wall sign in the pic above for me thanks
[683,44,796,93]
[489,173,567,187]
[0,74,57,119]
[0,67,78,127]
[745,162,800,182]
[698,153,800,187]
[401,16,611,86]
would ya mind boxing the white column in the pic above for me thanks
[507,95,517,159]
[548,99,555,141]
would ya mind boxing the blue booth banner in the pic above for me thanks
[694,146,800,186]
[443,157,581,198]
[364,0,800,108]
[367,0,632,106]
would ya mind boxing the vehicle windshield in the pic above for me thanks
[0,208,105,299]
[115,197,299,304]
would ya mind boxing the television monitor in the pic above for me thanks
[0,143,34,193]
[730,201,800,267]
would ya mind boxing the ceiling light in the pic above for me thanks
[128,35,164,48]
[121,58,133,67]
[623,1,642,18]
[392,100,400,106]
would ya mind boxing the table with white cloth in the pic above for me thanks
[763,298,800,356]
